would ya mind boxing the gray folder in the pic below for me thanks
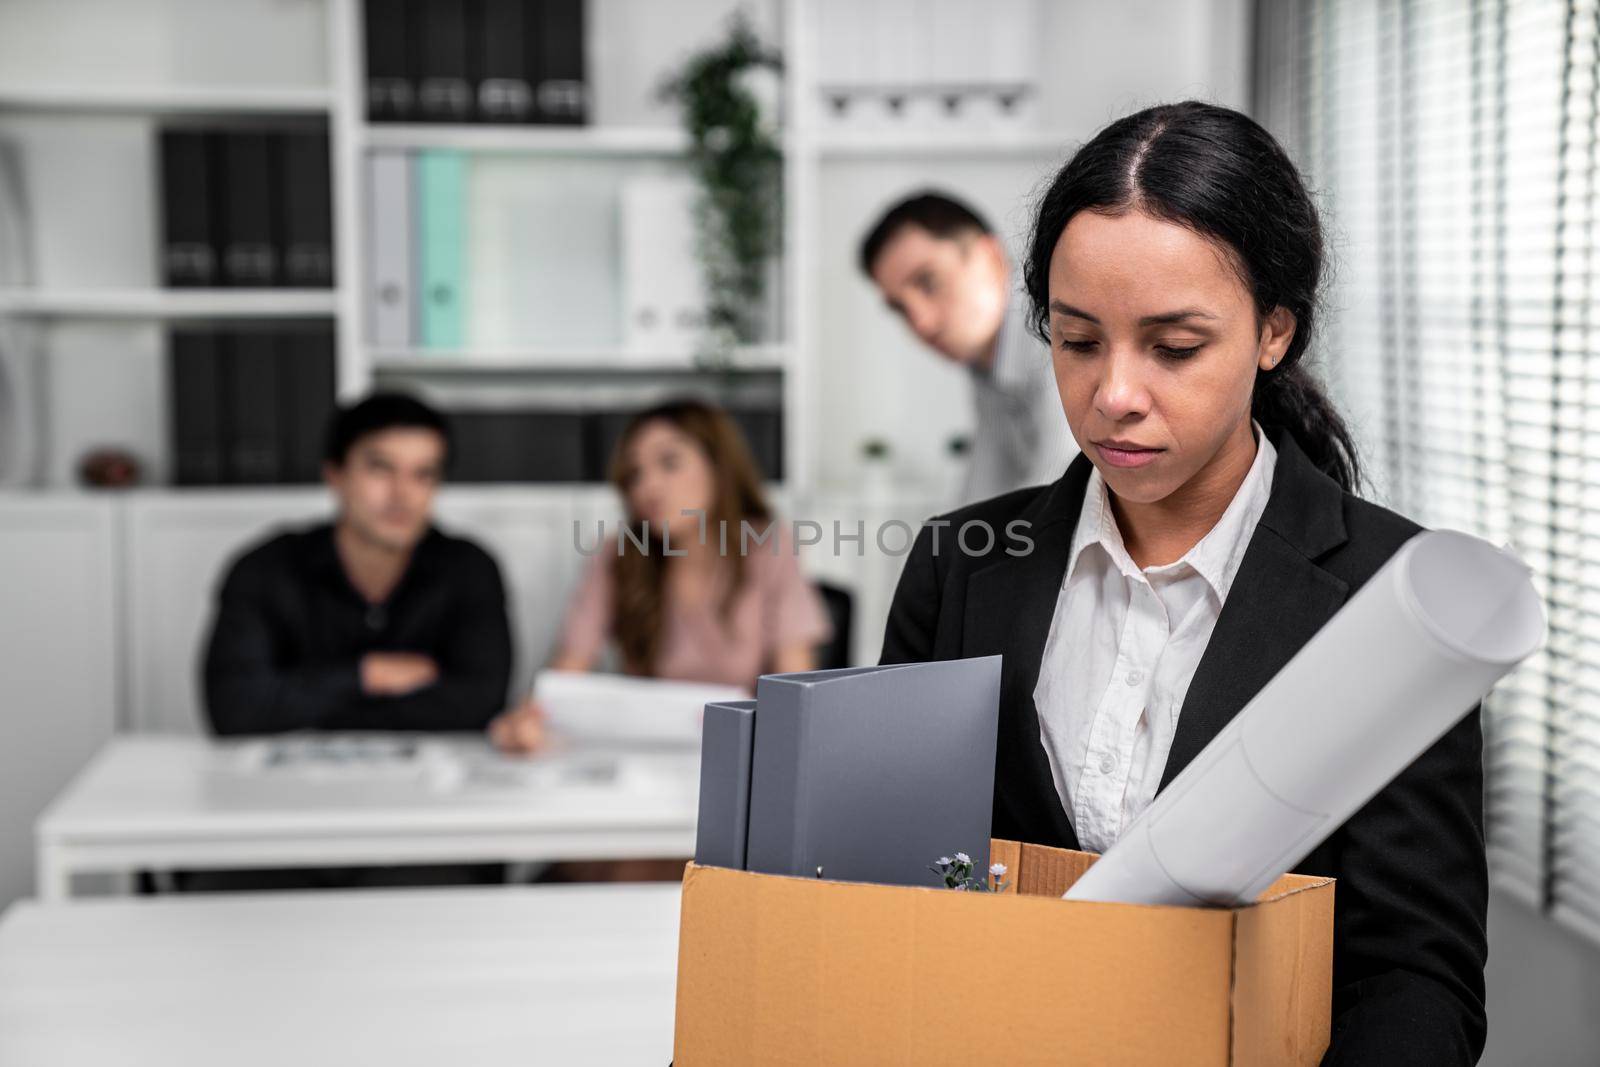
[741,657,1002,889]
[367,150,413,347]
[693,699,757,870]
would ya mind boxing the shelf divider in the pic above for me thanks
[0,84,335,116]
[359,123,690,155]
[0,289,342,320]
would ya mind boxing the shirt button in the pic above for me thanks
[365,606,387,630]
[1099,753,1117,775]
[1126,670,1144,687]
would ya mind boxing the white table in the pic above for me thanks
[0,883,681,1065]
[36,736,700,902]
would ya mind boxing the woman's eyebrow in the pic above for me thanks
[1138,308,1219,326]
[1049,301,1219,326]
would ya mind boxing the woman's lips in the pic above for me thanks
[1094,442,1164,469]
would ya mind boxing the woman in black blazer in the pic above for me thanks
[881,101,1486,1065]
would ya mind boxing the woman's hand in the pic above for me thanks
[489,698,549,755]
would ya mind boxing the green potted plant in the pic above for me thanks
[661,14,784,370]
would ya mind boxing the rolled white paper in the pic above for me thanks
[1065,529,1546,907]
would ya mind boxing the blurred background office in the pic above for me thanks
[0,0,1597,1062]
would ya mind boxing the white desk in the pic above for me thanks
[36,736,700,902]
[0,883,680,1065]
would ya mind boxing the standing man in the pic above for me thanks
[860,191,1075,502]
[204,392,513,736]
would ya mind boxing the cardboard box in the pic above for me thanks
[674,839,1333,1065]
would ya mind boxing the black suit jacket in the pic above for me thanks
[880,428,1488,1065]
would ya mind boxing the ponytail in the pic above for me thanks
[1253,361,1361,493]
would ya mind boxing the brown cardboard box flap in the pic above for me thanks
[674,839,1333,1065]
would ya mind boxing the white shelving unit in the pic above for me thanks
[331,0,807,481]
[0,0,1251,495]
[0,288,341,320]
[368,347,789,375]
[0,84,335,116]
[360,123,689,155]
[814,129,1076,159]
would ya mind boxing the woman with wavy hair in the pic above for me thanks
[491,397,830,754]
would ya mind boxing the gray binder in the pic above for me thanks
[737,657,1002,889]
[367,150,413,347]
[693,700,757,870]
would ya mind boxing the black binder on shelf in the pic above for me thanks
[220,133,280,287]
[583,409,632,482]
[364,0,414,121]
[169,329,226,484]
[278,132,334,288]
[277,327,337,483]
[452,410,587,482]
[226,332,283,483]
[728,406,783,481]
[477,0,534,121]
[415,0,475,122]
[169,326,335,486]
[585,405,783,483]
[159,130,219,287]
[532,0,588,124]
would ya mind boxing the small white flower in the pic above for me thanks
[939,857,952,866]
[990,863,1008,877]
[955,852,971,865]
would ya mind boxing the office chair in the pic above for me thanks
[814,581,854,670]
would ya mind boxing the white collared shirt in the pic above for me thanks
[1032,426,1278,853]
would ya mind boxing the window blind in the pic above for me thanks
[1256,0,1600,938]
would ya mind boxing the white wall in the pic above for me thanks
[0,0,331,90]
[1484,892,1600,1065]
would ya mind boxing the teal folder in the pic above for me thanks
[416,150,466,348]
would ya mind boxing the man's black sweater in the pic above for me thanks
[203,523,512,735]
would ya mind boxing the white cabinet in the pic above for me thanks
[0,496,118,907]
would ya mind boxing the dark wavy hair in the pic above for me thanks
[607,398,773,676]
[1024,100,1361,492]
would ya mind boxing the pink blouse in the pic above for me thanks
[555,525,834,692]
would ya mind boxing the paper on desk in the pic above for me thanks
[1066,529,1546,907]
[533,670,748,744]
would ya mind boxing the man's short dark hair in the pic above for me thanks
[858,191,993,276]
[324,392,453,466]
